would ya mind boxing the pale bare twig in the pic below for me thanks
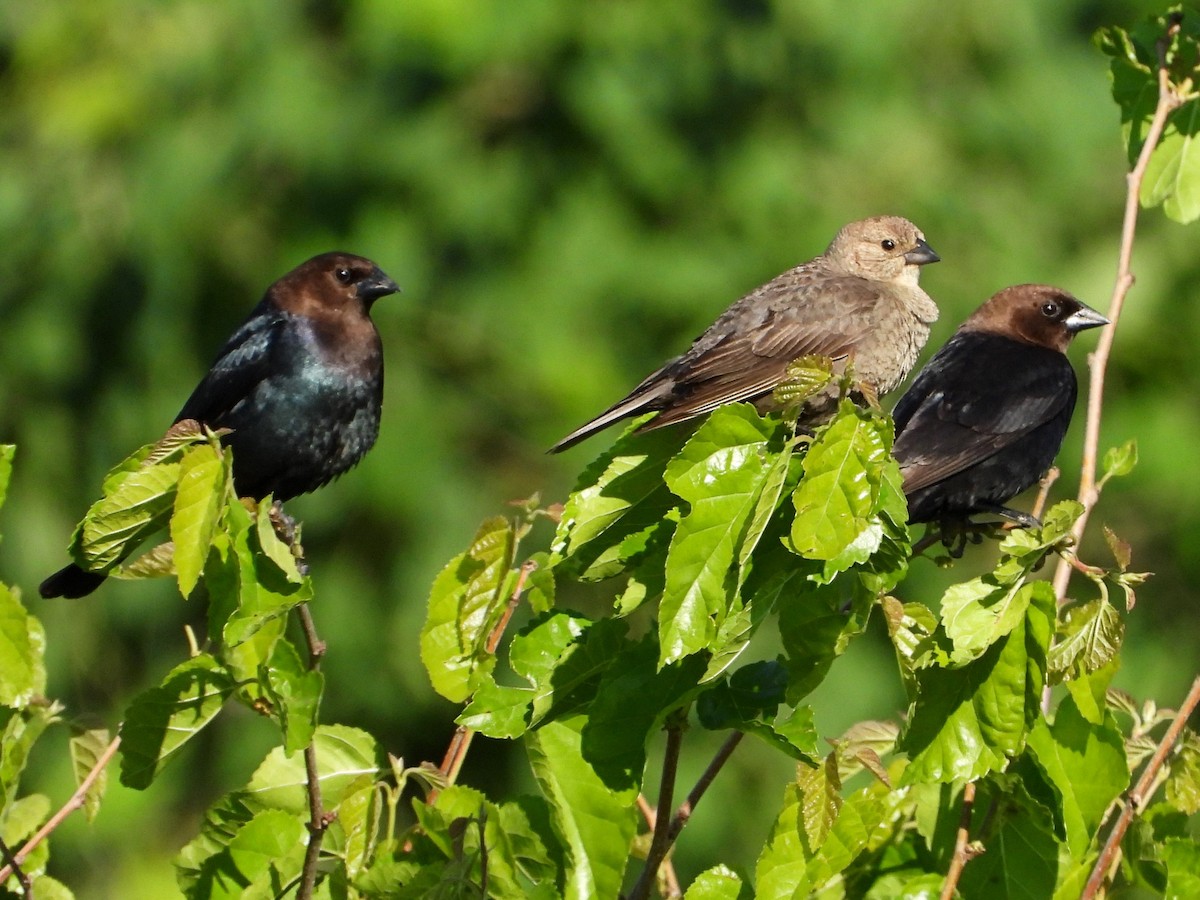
[939,781,981,900]
[0,735,122,885]
[1052,15,1188,601]
[667,731,744,843]
[1081,674,1200,899]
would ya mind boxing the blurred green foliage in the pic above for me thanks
[0,0,1195,895]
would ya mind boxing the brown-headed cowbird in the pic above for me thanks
[549,215,940,452]
[891,284,1108,526]
[40,252,399,599]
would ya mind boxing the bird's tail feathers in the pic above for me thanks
[39,564,107,599]
[548,393,661,453]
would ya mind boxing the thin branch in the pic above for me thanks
[296,603,328,900]
[0,837,29,895]
[940,781,980,900]
[1081,674,1200,899]
[636,795,681,897]
[0,734,122,884]
[1031,466,1059,521]
[668,731,744,842]
[432,562,537,799]
[629,720,685,900]
[1053,15,1187,601]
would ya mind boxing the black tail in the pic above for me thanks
[39,564,107,599]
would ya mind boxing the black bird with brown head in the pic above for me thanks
[891,283,1108,527]
[40,252,399,599]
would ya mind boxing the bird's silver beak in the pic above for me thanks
[904,239,940,266]
[359,271,401,303]
[1064,304,1110,333]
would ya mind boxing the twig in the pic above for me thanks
[296,603,327,900]
[940,781,980,900]
[0,837,29,895]
[636,795,681,897]
[1081,674,1200,899]
[1052,15,1187,601]
[0,735,122,884]
[1031,467,1059,521]
[668,731,744,842]
[432,562,537,797]
[628,720,685,900]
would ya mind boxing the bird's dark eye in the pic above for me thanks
[1040,302,1060,318]
[334,267,354,285]
[881,239,896,251]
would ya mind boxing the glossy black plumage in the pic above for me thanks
[891,284,1107,526]
[40,252,399,599]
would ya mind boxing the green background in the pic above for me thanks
[0,0,1193,895]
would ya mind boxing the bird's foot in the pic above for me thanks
[983,505,1041,529]
[268,500,309,575]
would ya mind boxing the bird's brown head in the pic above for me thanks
[271,252,400,318]
[962,284,1109,352]
[824,215,940,286]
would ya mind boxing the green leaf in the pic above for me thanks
[582,635,707,790]
[790,403,891,568]
[901,591,1052,785]
[119,654,235,790]
[773,355,835,408]
[755,773,890,899]
[177,807,306,897]
[942,580,1053,665]
[1026,696,1128,859]
[69,728,112,823]
[778,573,872,703]
[0,704,58,811]
[0,583,46,707]
[1101,439,1138,482]
[697,661,819,761]
[170,442,228,597]
[71,444,182,572]
[260,639,323,755]
[0,793,50,876]
[1165,836,1200,897]
[1166,734,1200,815]
[219,500,312,683]
[254,499,304,584]
[459,613,627,739]
[526,715,638,900]
[0,444,13,512]
[684,865,743,900]
[1049,597,1124,685]
[660,404,781,666]
[244,724,382,814]
[551,424,682,580]
[421,515,517,702]
[1141,102,1200,223]
[958,778,1060,899]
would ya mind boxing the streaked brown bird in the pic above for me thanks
[891,284,1108,526]
[550,215,940,452]
[40,252,400,599]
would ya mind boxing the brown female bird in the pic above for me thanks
[550,215,940,452]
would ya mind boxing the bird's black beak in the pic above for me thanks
[904,239,940,266]
[358,269,401,304]
[1064,304,1109,333]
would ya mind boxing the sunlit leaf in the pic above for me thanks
[120,654,235,790]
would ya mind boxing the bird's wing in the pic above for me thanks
[174,309,287,425]
[645,274,886,427]
[892,334,1076,494]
